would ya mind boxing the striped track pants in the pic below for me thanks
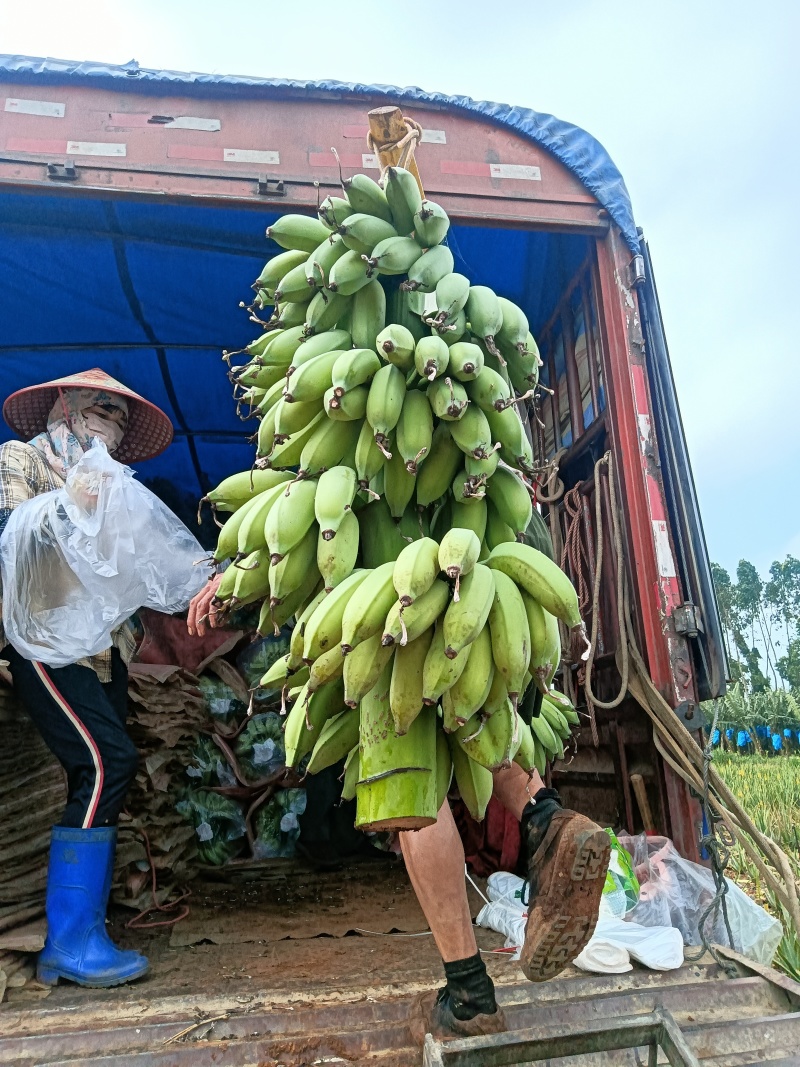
[3,645,139,828]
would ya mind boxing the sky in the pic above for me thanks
[2,0,798,580]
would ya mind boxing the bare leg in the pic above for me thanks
[492,764,545,821]
[399,802,477,963]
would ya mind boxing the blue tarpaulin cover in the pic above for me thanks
[0,55,619,523]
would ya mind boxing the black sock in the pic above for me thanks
[441,953,497,1020]
[520,787,563,840]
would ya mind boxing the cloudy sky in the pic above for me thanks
[2,0,798,578]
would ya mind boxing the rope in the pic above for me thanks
[582,453,630,740]
[366,117,423,183]
[535,447,567,504]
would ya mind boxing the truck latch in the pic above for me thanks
[257,177,286,197]
[673,602,704,638]
[46,162,78,182]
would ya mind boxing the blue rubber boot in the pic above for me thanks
[37,826,149,988]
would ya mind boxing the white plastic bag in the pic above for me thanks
[592,917,684,970]
[573,937,632,974]
[475,899,528,958]
[0,442,207,666]
[620,834,783,966]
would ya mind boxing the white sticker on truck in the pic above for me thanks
[223,149,280,164]
[66,141,126,157]
[5,98,65,118]
[166,117,221,132]
[362,153,380,169]
[652,520,678,579]
[421,129,447,144]
[489,163,542,181]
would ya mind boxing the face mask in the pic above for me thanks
[83,410,125,453]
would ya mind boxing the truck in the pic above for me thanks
[0,54,798,1066]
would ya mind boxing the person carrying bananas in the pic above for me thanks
[0,369,173,989]
[189,591,610,1040]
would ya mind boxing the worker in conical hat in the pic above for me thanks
[0,369,172,989]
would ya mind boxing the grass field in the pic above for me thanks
[713,752,800,979]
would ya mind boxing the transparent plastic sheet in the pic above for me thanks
[620,834,783,966]
[0,442,208,666]
[252,787,307,859]
[176,788,247,866]
[234,713,286,783]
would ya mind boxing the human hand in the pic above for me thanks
[187,573,224,636]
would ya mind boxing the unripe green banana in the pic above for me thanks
[283,349,342,404]
[433,308,468,346]
[384,166,423,236]
[344,632,394,707]
[465,446,501,480]
[259,652,306,690]
[465,366,513,412]
[259,324,307,365]
[393,536,440,608]
[496,296,531,355]
[521,591,561,694]
[443,623,494,727]
[414,335,450,381]
[273,300,311,330]
[267,214,332,254]
[438,528,481,598]
[235,481,292,559]
[450,498,488,543]
[545,689,580,726]
[261,568,320,638]
[465,286,503,356]
[446,341,484,382]
[273,397,323,439]
[358,498,410,568]
[365,235,425,276]
[307,708,360,774]
[397,389,433,474]
[264,477,318,561]
[366,363,406,456]
[422,621,472,705]
[337,213,397,256]
[507,333,541,391]
[456,699,516,772]
[512,720,539,775]
[488,570,530,709]
[390,626,434,734]
[274,261,316,305]
[354,417,387,491]
[484,404,535,472]
[202,468,293,514]
[315,465,357,538]
[230,548,273,607]
[382,579,449,647]
[413,199,450,247]
[254,378,286,417]
[256,249,310,296]
[284,678,345,769]
[384,449,417,519]
[303,569,369,662]
[289,585,328,665]
[327,248,373,295]
[264,410,325,468]
[317,507,359,591]
[529,707,560,759]
[442,563,495,658]
[485,500,517,551]
[324,384,368,421]
[487,542,582,629]
[340,560,397,652]
[341,745,359,801]
[331,348,381,395]
[376,323,416,371]
[448,737,493,820]
[290,329,353,370]
[249,360,291,392]
[434,273,471,326]
[426,377,468,421]
[342,173,393,223]
[318,195,354,231]
[452,469,487,504]
[448,404,493,461]
[415,423,463,507]
[436,728,454,811]
[304,235,347,289]
[256,403,278,459]
[541,699,571,741]
[486,467,533,534]
[268,523,318,601]
[350,279,386,350]
[401,244,455,293]
[298,415,361,478]
[304,290,351,335]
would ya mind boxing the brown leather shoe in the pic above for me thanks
[520,809,610,982]
[410,989,508,1044]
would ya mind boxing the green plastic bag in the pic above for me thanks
[602,829,639,916]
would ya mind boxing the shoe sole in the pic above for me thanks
[37,962,149,988]
[520,826,611,983]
